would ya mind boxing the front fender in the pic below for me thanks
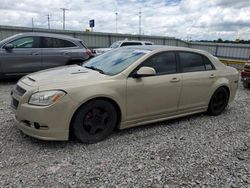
[66,82,126,126]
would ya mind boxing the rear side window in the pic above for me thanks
[79,41,87,49]
[10,37,40,48]
[41,37,76,48]
[120,42,142,47]
[145,43,153,45]
[179,52,205,72]
[139,52,177,75]
[203,56,214,70]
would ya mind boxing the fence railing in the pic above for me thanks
[0,25,249,63]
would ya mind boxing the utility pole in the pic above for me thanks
[115,8,118,33]
[139,8,142,35]
[60,8,69,30]
[31,18,34,31]
[47,14,51,29]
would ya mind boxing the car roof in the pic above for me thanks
[122,45,212,55]
[11,32,81,41]
[116,40,153,43]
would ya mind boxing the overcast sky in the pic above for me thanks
[0,0,250,40]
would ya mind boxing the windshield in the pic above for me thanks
[83,48,151,75]
[110,41,121,48]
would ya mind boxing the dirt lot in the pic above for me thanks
[0,79,249,188]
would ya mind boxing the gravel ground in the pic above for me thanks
[0,79,249,188]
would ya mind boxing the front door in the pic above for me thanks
[1,36,42,75]
[126,51,182,121]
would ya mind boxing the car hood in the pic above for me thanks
[20,65,108,87]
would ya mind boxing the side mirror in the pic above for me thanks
[4,43,14,51]
[133,66,156,78]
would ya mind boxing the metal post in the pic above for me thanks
[47,14,50,29]
[60,8,69,30]
[31,18,34,31]
[115,11,118,33]
[139,8,141,35]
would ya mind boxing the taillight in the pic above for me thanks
[86,49,93,57]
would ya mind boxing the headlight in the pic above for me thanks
[29,90,66,106]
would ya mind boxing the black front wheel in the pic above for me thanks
[207,87,229,116]
[72,100,117,143]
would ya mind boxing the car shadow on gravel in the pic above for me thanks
[114,112,204,136]
[16,112,205,148]
[0,77,20,85]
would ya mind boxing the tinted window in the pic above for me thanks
[145,43,153,45]
[140,52,177,75]
[179,52,205,72]
[79,41,87,49]
[10,37,39,48]
[120,42,142,47]
[203,57,214,70]
[41,37,76,48]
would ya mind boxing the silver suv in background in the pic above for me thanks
[93,40,153,56]
[0,32,92,78]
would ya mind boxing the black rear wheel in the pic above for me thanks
[207,87,229,116]
[243,81,250,89]
[72,100,117,143]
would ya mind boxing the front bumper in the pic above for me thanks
[11,81,77,141]
[14,117,69,141]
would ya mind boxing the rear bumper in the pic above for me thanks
[241,70,250,78]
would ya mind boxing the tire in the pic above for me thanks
[72,100,117,143]
[207,87,229,116]
[243,81,250,89]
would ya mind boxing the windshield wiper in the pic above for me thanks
[84,66,105,74]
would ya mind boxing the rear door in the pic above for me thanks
[40,37,75,69]
[1,36,42,75]
[177,51,216,112]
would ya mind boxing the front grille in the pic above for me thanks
[12,98,19,109]
[15,85,26,96]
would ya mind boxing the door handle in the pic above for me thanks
[63,52,69,55]
[209,74,215,78]
[31,52,39,55]
[170,77,180,83]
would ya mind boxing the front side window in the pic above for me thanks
[83,48,150,75]
[10,37,39,48]
[41,37,76,48]
[179,52,206,72]
[138,52,177,75]
[145,43,153,45]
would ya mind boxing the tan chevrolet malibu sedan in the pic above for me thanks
[11,46,239,143]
